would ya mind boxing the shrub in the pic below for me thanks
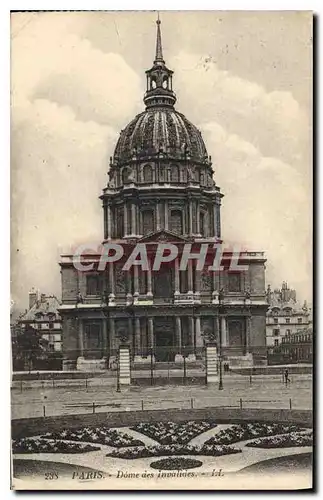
[150,457,203,470]
[246,431,313,449]
[12,438,99,454]
[106,443,241,459]
[41,427,144,447]
[131,420,218,445]
[204,422,304,446]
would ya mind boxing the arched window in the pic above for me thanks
[170,165,179,183]
[142,210,154,234]
[122,167,132,184]
[170,209,183,235]
[143,164,153,183]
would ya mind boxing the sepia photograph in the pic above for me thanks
[10,10,313,490]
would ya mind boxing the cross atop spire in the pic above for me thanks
[154,13,165,64]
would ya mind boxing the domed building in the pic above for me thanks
[59,19,268,374]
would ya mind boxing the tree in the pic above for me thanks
[12,324,49,372]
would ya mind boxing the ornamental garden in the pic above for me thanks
[12,420,313,474]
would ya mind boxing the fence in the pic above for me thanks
[11,395,300,420]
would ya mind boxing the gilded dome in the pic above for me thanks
[114,108,208,165]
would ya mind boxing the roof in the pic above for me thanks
[113,108,208,165]
[20,295,61,322]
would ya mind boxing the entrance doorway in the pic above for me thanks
[154,317,175,361]
[227,318,246,355]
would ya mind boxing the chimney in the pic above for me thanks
[29,288,39,309]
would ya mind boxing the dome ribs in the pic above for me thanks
[166,111,178,151]
[113,110,209,166]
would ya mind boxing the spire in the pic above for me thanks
[154,13,164,64]
[144,15,176,109]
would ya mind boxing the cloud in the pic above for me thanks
[171,51,310,170]
[11,15,143,307]
[201,121,311,301]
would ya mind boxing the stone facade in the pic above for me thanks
[18,290,62,351]
[266,282,311,347]
[59,19,268,371]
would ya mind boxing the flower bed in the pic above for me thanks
[132,420,218,445]
[41,427,144,447]
[150,457,203,470]
[204,422,304,446]
[106,443,240,459]
[12,438,99,454]
[246,431,313,449]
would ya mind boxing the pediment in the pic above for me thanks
[138,229,190,244]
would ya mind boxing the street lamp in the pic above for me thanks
[218,288,224,391]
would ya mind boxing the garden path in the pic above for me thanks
[112,427,158,447]
[13,445,312,476]
[189,424,232,447]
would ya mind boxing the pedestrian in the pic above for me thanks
[284,368,290,385]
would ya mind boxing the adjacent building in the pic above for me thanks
[266,282,311,347]
[59,19,268,372]
[18,289,62,351]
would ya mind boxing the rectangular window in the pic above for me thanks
[86,275,102,296]
[286,329,291,335]
[274,318,278,324]
[48,322,54,329]
[298,318,302,324]
[274,339,279,346]
[273,329,279,337]
[228,273,241,292]
[286,318,290,324]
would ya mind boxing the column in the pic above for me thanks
[221,316,227,347]
[133,266,139,300]
[195,316,203,348]
[109,262,115,303]
[126,271,132,304]
[131,203,136,236]
[164,200,169,230]
[107,205,112,240]
[124,203,128,236]
[197,200,201,235]
[147,267,153,297]
[189,199,193,235]
[174,258,180,295]
[189,316,195,347]
[148,317,154,348]
[176,316,182,353]
[128,317,133,348]
[194,266,201,300]
[246,315,251,353]
[108,318,116,368]
[213,204,217,237]
[188,261,193,294]
[79,319,84,357]
[135,318,141,354]
[102,319,108,362]
[156,200,161,230]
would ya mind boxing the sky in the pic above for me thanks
[10,11,312,311]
